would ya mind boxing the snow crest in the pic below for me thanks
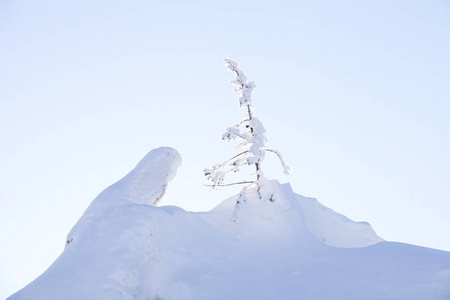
[90,146,182,208]
[65,147,182,245]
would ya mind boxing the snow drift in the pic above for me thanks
[8,148,450,300]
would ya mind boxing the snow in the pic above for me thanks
[84,146,182,208]
[65,147,182,246]
[8,147,450,300]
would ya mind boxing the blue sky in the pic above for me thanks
[1,0,449,298]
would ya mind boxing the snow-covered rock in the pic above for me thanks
[8,148,450,300]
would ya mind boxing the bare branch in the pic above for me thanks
[204,180,255,188]
[233,119,251,127]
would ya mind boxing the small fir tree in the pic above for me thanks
[204,59,291,214]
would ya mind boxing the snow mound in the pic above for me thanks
[211,182,383,248]
[8,148,450,300]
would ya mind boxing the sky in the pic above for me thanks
[1,0,449,298]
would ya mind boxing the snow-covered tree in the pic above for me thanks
[204,59,291,207]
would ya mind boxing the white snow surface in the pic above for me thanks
[8,148,450,300]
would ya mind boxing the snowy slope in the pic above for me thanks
[8,148,450,300]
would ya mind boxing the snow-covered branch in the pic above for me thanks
[222,127,251,142]
[265,148,292,175]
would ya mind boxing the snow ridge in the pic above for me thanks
[8,148,450,300]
